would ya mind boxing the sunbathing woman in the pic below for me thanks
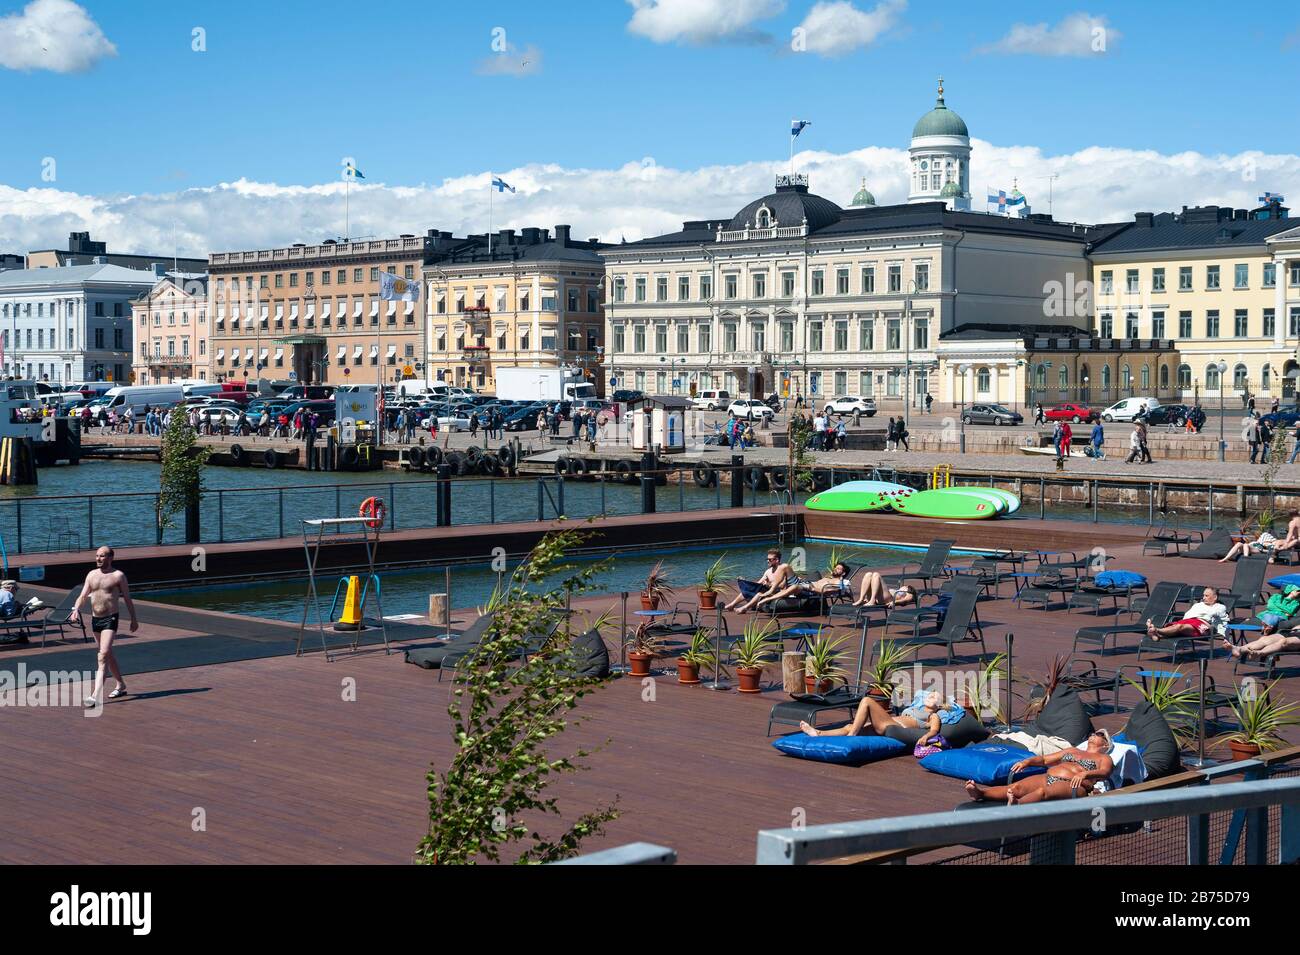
[965,730,1115,804]
[754,562,852,610]
[799,690,943,747]
[852,573,917,609]
[1224,628,1300,662]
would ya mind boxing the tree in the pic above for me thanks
[416,527,619,865]
[155,408,209,544]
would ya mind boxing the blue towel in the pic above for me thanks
[907,691,965,725]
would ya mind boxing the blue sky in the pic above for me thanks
[2,0,1296,197]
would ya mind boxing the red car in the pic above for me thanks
[1043,402,1099,424]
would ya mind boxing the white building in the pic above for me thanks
[908,78,972,212]
[0,262,160,383]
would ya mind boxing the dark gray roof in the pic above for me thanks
[427,226,608,266]
[727,183,843,232]
[941,323,1087,342]
[1091,205,1293,255]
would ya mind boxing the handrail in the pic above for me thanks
[755,774,1300,865]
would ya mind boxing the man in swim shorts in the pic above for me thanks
[70,546,139,706]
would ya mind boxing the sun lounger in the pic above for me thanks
[872,579,986,663]
[1072,581,1181,656]
[882,539,955,590]
[15,587,88,648]
[1182,527,1232,561]
[404,612,495,674]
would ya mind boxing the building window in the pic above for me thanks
[723,323,737,352]
[1152,311,1165,338]
[1059,365,1070,390]
[1234,309,1248,337]
[274,274,283,288]
[886,318,900,350]
[1100,271,1113,294]
[914,318,929,349]
[1125,269,1139,294]
[782,271,796,297]
[633,325,645,353]
[612,325,625,354]
[587,289,598,312]
[859,319,874,351]
[1234,263,1249,289]
[677,324,689,353]
[1141,365,1150,390]
[631,277,645,302]
[1206,310,1220,337]
[1263,263,1276,288]
[1177,364,1190,389]
[567,328,581,352]
[751,322,765,352]
[1291,307,1300,337]
[811,270,824,296]
[1099,313,1113,338]
[568,288,579,312]
[698,324,711,353]
[1179,266,1192,291]
[836,268,849,295]
[780,322,794,352]
[1233,364,1248,390]
[977,367,990,394]
[369,268,380,282]
[655,325,668,352]
[1264,308,1276,337]
[861,267,874,294]
[1125,313,1138,338]
[834,321,848,351]
[724,274,737,300]
[887,265,901,293]
[834,371,847,394]
[678,276,690,301]
[1290,263,1300,286]
[914,263,929,293]
[289,273,299,288]
[1206,363,1221,390]
[1178,311,1192,338]
[753,272,767,298]
[700,275,712,300]
[1263,365,1272,391]
[1159,364,1168,389]
[656,277,668,302]
[1152,268,1165,293]
[808,322,822,351]
[612,277,625,302]
[1206,265,1220,290]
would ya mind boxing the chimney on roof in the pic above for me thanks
[498,229,515,246]
[92,256,107,265]
[152,263,166,277]
[521,227,541,244]
[1134,212,1154,227]
[554,224,570,247]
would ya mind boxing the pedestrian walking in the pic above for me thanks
[69,545,139,708]
[1260,417,1274,463]
[1034,403,1045,425]
[1244,414,1261,463]
[1290,421,1300,464]
[1137,420,1152,463]
[1089,421,1105,459]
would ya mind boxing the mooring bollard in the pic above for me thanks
[730,454,744,508]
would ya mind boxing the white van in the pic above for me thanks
[1102,397,1160,422]
[692,389,731,411]
[101,384,185,413]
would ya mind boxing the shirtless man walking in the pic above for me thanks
[70,546,139,706]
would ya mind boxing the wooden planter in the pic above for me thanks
[628,652,653,677]
[736,666,764,694]
[1228,740,1262,762]
[698,590,717,610]
[676,660,701,685]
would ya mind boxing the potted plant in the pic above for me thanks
[803,630,850,694]
[1124,672,1201,750]
[865,639,915,702]
[960,651,1007,721]
[1218,680,1300,761]
[677,628,724,685]
[627,622,668,678]
[731,619,779,694]
[697,555,735,611]
[641,560,675,611]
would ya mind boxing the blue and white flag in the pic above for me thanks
[345,161,365,180]
[491,176,515,193]
[378,270,420,302]
[791,119,812,138]
[1259,192,1285,204]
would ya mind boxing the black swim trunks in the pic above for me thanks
[91,613,119,633]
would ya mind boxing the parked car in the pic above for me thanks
[611,389,645,404]
[728,398,774,421]
[1144,403,1191,427]
[1044,402,1099,424]
[419,403,470,431]
[962,403,1023,426]
[503,407,543,432]
[822,396,878,417]
[693,390,731,411]
[1260,405,1300,429]
[1101,397,1160,422]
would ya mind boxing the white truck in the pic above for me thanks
[494,367,595,403]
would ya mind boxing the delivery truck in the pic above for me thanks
[494,367,595,403]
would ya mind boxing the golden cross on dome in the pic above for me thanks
[937,75,944,97]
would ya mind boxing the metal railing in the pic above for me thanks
[548,842,676,865]
[754,759,1300,865]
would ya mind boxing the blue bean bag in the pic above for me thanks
[1269,574,1300,591]
[919,743,1046,785]
[771,733,908,766]
[1095,570,1146,588]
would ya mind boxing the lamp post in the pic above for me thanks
[958,362,972,453]
[1216,360,1228,462]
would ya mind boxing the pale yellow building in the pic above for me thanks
[1090,202,1296,404]
[130,273,210,385]
[423,225,605,391]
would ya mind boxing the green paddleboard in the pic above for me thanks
[890,488,1001,520]
[942,486,1021,514]
[806,480,914,513]
[936,487,1009,515]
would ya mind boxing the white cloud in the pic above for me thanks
[0,0,116,73]
[1,142,1296,258]
[476,43,542,77]
[795,0,905,57]
[977,12,1119,57]
[626,0,785,45]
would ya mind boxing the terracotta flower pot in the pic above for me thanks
[867,687,892,704]
[1228,740,1262,762]
[640,594,659,612]
[628,652,653,677]
[677,660,701,685]
[736,666,764,694]
[698,590,717,610]
[805,676,832,694]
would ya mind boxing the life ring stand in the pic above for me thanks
[359,496,386,529]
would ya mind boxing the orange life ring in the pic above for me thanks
[359,496,386,529]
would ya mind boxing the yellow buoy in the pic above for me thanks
[333,575,365,631]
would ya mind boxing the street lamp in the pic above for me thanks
[1216,360,1229,462]
[958,362,972,453]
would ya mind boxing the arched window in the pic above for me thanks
[1206,363,1221,390]
[1121,364,1131,391]
[1262,365,1272,391]
[1058,365,1069,390]
[1177,364,1191,389]
[755,207,771,228]
[1141,365,1150,390]
[1159,364,1169,390]
[1035,364,1048,389]
[1233,363,1248,390]
[1101,365,1111,392]
[977,366,991,394]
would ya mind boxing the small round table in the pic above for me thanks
[1136,669,1183,693]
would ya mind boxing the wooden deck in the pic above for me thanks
[2,540,1297,864]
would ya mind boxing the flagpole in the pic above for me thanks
[488,176,493,256]
[345,175,350,240]
[789,122,794,176]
